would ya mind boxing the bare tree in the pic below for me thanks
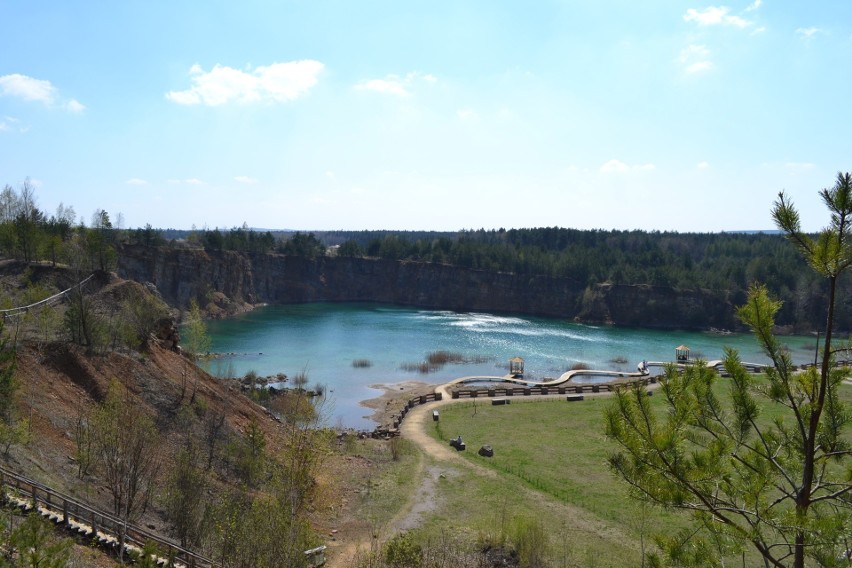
[203,406,227,471]
[92,381,161,521]
[163,444,209,548]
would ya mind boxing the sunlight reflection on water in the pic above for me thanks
[203,303,815,429]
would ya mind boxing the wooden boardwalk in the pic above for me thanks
[0,465,217,567]
[385,357,775,433]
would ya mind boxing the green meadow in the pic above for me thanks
[416,378,852,566]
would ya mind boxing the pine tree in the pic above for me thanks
[606,173,852,568]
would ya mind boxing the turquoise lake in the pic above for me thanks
[204,302,819,429]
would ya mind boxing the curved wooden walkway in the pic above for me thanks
[435,366,650,399]
[428,358,769,411]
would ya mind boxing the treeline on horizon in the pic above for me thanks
[319,228,847,331]
[2,180,849,331]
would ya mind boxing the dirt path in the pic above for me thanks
[327,382,662,566]
[400,398,497,477]
[396,388,661,549]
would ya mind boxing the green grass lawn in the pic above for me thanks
[420,375,852,566]
[429,396,685,530]
[420,396,667,566]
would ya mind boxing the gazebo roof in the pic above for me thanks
[510,356,525,362]
[675,345,690,351]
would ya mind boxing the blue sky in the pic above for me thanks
[1,1,850,232]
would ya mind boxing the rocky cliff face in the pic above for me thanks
[116,244,737,329]
[117,245,257,315]
[575,282,737,330]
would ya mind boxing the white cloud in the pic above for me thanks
[354,72,436,97]
[0,116,15,131]
[497,107,514,119]
[0,116,28,134]
[166,90,200,105]
[687,61,714,73]
[457,108,478,121]
[796,27,823,39]
[697,161,711,170]
[166,60,324,106]
[66,99,86,113]
[601,160,629,173]
[677,45,714,73]
[234,176,258,184]
[684,6,750,28]
[745,0,762,12]
[600,160,655,173]
[355,78,409,96]
[0,74,85,113]
[0,74,56,103]
[126,178,148,185]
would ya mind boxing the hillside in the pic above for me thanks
[0,262,388,567]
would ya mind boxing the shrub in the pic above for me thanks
[385,532,422,568]
[389,437,410,461]
[426,351,464,365]
[511,517,549,568]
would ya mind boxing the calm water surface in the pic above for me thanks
[204,303,818,429]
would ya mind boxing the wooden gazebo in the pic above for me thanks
[509,356,525,377]
[675,345,690,363]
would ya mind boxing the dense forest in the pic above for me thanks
[2,180,849,331]
[176,227,841,331]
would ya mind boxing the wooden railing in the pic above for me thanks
[0,273,95,320]
[373,375,665,437]
[0,465,217,568]
[450,376,659,399]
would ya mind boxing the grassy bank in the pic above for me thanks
[428,397,685,532]
[416,376,852,566]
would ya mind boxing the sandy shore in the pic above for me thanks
[360,380,438,427]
